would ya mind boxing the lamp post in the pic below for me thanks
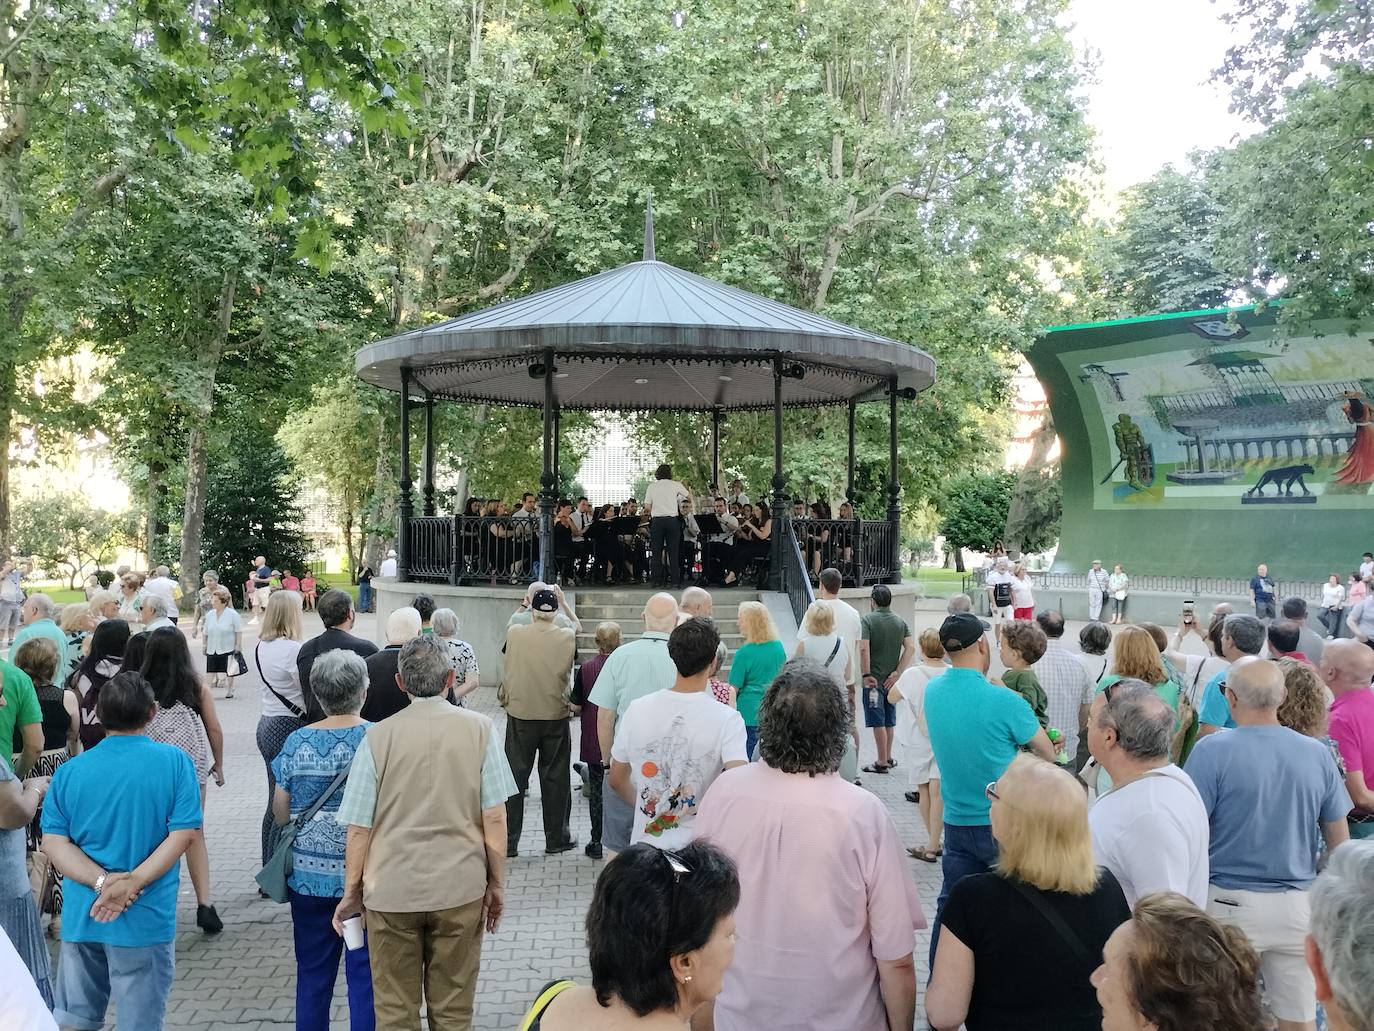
[397,366,413,581]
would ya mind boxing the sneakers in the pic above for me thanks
[196,904,223,935]
[584,841,604,860]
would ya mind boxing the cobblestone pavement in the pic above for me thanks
[65,605,1116,1029]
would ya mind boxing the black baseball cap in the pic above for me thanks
[940,612,990,652]
[531,589,559,613]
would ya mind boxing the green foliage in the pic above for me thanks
[939,472,1015,556]
[11,494,135,589]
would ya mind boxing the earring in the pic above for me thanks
[682,975,693,984]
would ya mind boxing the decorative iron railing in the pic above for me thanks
[967,567,1323,603]
[859,519,898,586]
[406,517,452,583]
[780,519,816,627]
[791,518,897,587]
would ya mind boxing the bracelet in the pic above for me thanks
[92,872,107,894]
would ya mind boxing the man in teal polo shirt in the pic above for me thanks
[923,612,1057,969]
[11,593,67,660]
[42,671,201,1030]
[0,658,43,776]
[589,592,680,856]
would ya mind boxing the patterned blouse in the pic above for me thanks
[271,724,370,898]
[444,638,480,704]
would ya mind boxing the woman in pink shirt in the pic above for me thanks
[693,659,925,1031]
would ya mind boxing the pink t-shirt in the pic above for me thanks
[694,762,926,1031]
[1330,687,1374,812]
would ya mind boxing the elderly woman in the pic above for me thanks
[199,586,243,698]
[88,588,120,623]
[66,617,129,751]
[256,589,306,867]
[728,601,787,758]
[1093,892,1262,1031]
[361,606,422,722]
[521,841,739,1030]
[431,607,479,705]
[1078,621,1112,682]
[0,759,51,1006]
[272,650,374,1031]
[925,754,1130,1031]
[570,621,621,861]
[59,602,95,678]
[694,659,925,1031]
[115,572,144,621]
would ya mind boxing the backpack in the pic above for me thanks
[992,579,1013,607]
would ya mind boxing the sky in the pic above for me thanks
[1067,0,1254,196]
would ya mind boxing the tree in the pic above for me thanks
[938,472,1015,572]
[1004,414,1062,557]
[11,493,134,588]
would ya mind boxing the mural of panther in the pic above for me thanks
[1245,463,1315,498]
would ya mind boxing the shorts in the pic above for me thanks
[254,587,272,607]
[0,599,18,632]
[862,686,897,728]
[1206,885,1314,1022]
[1012,606,1034,621]
[55,939,175,1031]
[991,605,1013,621]
[602,784,634,853]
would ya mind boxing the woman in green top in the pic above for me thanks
[729,601,787,759]
[1095,625,1181,713]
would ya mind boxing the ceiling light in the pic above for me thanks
[634,377,649,385]
[718,375,733,382]
[555,372,569,379]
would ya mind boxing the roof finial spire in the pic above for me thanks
[643,191,656,262]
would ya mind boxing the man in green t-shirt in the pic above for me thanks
[1,658,43,776]
[860,584,914,774]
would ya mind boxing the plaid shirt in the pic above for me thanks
[1032,641,1096,759]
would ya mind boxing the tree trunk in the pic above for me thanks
[0,352,14,556]
[363,415,395,569]
[954,549,965,573]
[450,403,489,507]
[145,464,161,568]
[177,271,237,607]
[342,509,357,583]
[1003,413,1057,558]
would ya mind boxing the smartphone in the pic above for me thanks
[1182,599,1195,625]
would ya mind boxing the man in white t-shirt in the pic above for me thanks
[984,557,1015,623]
[802,568,864,750]
[642,464,692,589]
[1087,680,1209,907]
[142,565,181,621]
[378,550,398,578]
[610,617,747,850]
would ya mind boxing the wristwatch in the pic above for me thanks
[92,872,107,894]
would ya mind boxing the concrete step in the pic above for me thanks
[578,630,746,648]
[576,603,741,619]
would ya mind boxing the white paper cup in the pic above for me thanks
[342,916,365,951]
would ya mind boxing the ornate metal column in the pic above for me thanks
[712,407,722,491]
[422,390,436,516]
[886,376,902,585]
[846,397,857,504]
[538,351,557,579]
[769,357,790,591]
[397,366,413,581]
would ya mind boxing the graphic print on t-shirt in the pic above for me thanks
[636,714,717,838]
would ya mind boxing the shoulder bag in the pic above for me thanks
[519,979,578,1031]
[1006,877,1093,967]
[255,644,306,719]
[256,763,352,903]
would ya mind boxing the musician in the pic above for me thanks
[726,501,772,587]
[834,500,857,570]
[726,479,750,509]
[805,501,832,576]
[678,498,701,582]
[553,499,581,585]
[643,464,692,588]
[571,497,595,577]
[703,497,739,585]
[620,499,648,582]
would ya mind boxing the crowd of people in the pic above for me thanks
[4,540,1374,1031]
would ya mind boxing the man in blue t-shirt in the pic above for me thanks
[1197,615,1266,736]
[1185,658,1350,1029]
[1249,563,1277,622]
[42,672,202,1030]
[923,612,1057,969]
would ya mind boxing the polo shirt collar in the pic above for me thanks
[1332,687,1374,713]
[409,694,451,707]
[641,631,670,641]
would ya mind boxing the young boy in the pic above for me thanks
[997,620,1050,731]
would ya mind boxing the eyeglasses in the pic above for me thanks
[662,848,693,928]
[984,781,1001,801]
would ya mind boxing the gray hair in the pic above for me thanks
[310,650,368,715]
[756,658,851,775]
[1223,614,1265,656]
[385,606,422,645]
[1095,679,1172,759]
[397,634,452,698]
[155,565,170,577]
[1310,840,1374,1030]
[946,593,972,615]
[25,593,55,619]
[431,607,459,637]
[714,641,729,674]
[141,593,169,618]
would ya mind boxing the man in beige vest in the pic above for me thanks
[500,588,578,857]
[333,635,516,1030]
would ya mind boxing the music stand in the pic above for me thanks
[694,513,723,536]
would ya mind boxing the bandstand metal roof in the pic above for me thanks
[355,208,936,411]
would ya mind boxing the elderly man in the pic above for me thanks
[296,588,378,721]
[142,565,180,622]
[945,593,972,615]
[12,593,67,657]
[507,581,579,631]
[1306,840,1374,1031]
[1196,613,1267,735]
[1321,638,1374,838]
[1032,609,1095,767]
[1087,680,1209,906]
[1184,658,1351,1031]
[1281,596,1327,663]
[680,585,713,620]
[0,557,28,650]
[588,591,680,857]
[1251,562,1278,622]
[500,588,578,857]
[1086,559,1110,622]
[334,635,516,1030]
[137,593,175,633]
[984,556,1015,623]
[43,671,202,1030]
[361,607,422,723]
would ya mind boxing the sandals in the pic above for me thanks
[861,763,891,774]
[908,847,942,863]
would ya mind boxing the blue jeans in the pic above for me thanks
[928,823,999,970]
[290,889,375,1031]
[54,939,175,1030]
[358,581,373,612]
[745,725,760,760]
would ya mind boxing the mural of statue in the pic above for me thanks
[1112,413,1150,490]
[1334,390,1374,486]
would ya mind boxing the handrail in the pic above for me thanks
[780,518,816,627]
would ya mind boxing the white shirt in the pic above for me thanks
[985,569,1015,607]
[1361,560,1373,580]
[203,606,242,655]
[143,575,179,610]
[891,663,940,765]
[256,637,305,717]
[611,688,748,850]
[810,597,863,687]
[1089,764,1210,908]
[707,512,739,543]
[796,632,849,689]
[141,616,174,634]
[0,925,57,1031]
[1010,574,1034,608]
[1322,582,1346,608]
[571,510,594,532]
[728,492,750,507]
[1033,641,1096,760]
[643,479,690,517]
[378,557,397,577]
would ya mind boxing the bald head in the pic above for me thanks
[644,592,680,633]
[680,586,713,618]
[1320,638,1374,698]
[1227,656,1285,711]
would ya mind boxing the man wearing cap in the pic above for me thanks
[922,611,1058,969]
[500,588,578,856]
[1086,560,1110,622]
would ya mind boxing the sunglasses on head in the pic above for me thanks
[661,848,693,928]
